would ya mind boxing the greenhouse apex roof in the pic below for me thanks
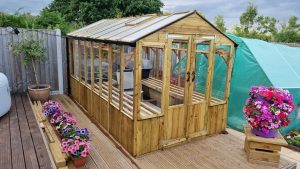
[68,11,195,43]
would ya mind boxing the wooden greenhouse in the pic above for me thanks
[67,11,237,156]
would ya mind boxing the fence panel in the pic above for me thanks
[0,27,67,93]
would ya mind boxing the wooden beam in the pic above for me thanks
[133,42,142,156]
[108,44,113,132]
[184,36,194,137]
[119,45,125,110]
[205,40,215,103]
[90,42,95,90]
[225,45,234,100]
[68,38,73,76]
[205,40,216,131]
[161,39,172,141]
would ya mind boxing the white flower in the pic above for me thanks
[275,110,280,115]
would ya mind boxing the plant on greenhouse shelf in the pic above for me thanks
[61,136,90,167]
[243,86,295,138]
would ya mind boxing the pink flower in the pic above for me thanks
[81,151,88,157]
[50,119,55,124]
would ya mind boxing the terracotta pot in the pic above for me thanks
[28,84,50,102]
[71,156,87,167]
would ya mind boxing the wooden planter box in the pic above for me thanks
[244,125,287,167]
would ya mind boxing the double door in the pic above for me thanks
[165,35,215,142]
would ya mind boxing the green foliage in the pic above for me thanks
[36,10,75,34]
[233,1,299,43]
[0,11,75,34]
[214,15,226,32]
[13,37,46,84]
[274,16,300,43]
[239,1,257,34]
[0,11,37,29]
[44,0,163,25]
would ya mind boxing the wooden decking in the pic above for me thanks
[53,95,138,169]
[0,94,53,169]
[53,94,298,169]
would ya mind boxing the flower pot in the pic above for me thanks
[28,84,50,102]
[71,156,87,167]
[252,128,278,138]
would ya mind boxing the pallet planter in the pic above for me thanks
[244,125,287,167]
[67,10,236,156]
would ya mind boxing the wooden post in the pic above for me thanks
[224,45,234,100]
[56,29,63,94]
[98,43,103,95]
[133,42,142,156]
[119,46,125,110]
[90,42,95,90]
[205,40,216,103]
[107,44,113,132]
[161,39,172,140]
[222,45,235,130]
[184,36,194,137]
[205,40,216,132]
[67,38,73,76]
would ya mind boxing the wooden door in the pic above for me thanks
[163,37,191,143]
[185,37,215,139]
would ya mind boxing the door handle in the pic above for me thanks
[192,71,195,82]
[186,72,190,82]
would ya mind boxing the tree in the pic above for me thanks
[44,0,164,25]
[239,1,257,33]
[274,16,300,43]
[256,16,277,34]
[36,10,75,34]
[0,11,37,29]
[214,15,226,32]
[13,37,46,84]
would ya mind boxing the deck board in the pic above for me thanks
[0,94,53,169]
[53,94,298,169]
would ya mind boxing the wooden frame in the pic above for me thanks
[67,12,235,156]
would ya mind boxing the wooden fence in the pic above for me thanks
[0,27,67,94]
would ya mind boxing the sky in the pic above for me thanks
[0,0,299,30]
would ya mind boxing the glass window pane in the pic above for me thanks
[73,40,79,78]
[211,45,231,101]
[111,44,121,108]
[121,46,135,115]
[93,46,100,85]
[169,41,188,106]
[86,44,91,84]
[101,44,109,99]
[141,47,163,114]
[80,42,85,81]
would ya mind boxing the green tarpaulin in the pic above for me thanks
[226,33,300,134]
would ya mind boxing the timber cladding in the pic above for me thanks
[67,11,235,156]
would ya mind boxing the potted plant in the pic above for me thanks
[61,136,90,167]
[42,100,63,118]
[13,37,50,102]
[243,86,295,138]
